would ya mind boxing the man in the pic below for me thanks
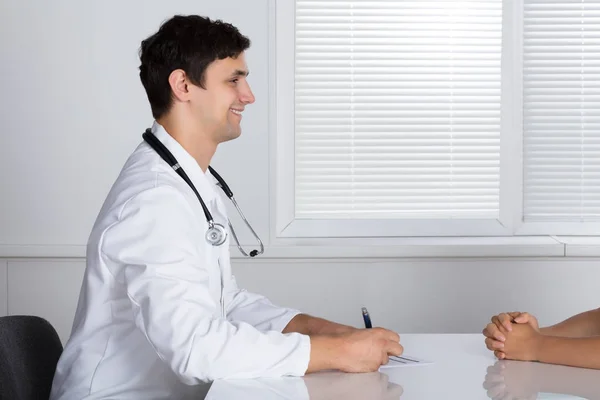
[50,15,403,399]
[483,308,600,369]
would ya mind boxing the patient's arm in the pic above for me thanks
[536,335,600,370]
[540,308,600,338]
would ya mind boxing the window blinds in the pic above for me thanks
[294,0,502,219]
[524,0,600,222]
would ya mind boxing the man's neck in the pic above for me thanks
[157,115,217,172]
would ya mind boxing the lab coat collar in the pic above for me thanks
[150,121,217,203]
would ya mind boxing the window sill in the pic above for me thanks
[250,237,565,259]
[1,237,599,259]
[556,236,600,257]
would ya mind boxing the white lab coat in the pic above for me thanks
[49,122,311,400]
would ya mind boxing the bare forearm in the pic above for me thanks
[282,313,354,336]
[306,335,338,373]
[537,335,600,369]
[541,308,600,338]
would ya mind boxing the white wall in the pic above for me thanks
[2,0,600,346]
[0,0,270,248]
[1,257,600,344]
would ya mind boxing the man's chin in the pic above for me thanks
[219,129,242,143]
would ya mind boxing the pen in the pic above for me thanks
[361,307,372,329]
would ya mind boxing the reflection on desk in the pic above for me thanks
[146,335,600,399]
[484,360,600,400]
[305,371,403,400]
[205,372,403,400]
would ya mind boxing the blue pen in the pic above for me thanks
[361,307,372,329]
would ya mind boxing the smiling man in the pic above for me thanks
[49,15,403,399]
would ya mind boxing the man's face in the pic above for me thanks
[189,52,255,144]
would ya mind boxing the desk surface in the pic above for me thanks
[204,334,600,400]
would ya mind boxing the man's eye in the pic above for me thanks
[230,79,238,84]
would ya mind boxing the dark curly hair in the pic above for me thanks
[139,15,251,119]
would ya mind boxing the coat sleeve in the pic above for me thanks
[100,186,311,384]
[220,247,302,333]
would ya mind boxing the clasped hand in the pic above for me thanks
[482,312,542,362]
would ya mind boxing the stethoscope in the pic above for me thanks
[142,129,264,258]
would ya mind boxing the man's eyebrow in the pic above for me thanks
[230,69,249,78]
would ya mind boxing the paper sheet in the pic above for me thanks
[379,354,433,368]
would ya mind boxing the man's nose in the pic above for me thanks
[240,81,255,104]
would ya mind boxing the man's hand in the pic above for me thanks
[307,327,403,373]
[337,328,403,372]
[485,323,543,362]
[483,312,539,359]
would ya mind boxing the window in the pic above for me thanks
[273,0,600,239]
[522,0,600,234]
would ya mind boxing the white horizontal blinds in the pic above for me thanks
[524,0,600,222]
[294,1,502,219]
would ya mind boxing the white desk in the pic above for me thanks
[154,334,598,399]
[200,334,600,400]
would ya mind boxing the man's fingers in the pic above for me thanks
[494,350,506,359]
[483,323,506,342]
[373,328,400,343]
[383,330,400,343]
[381,353,389,365]
[386,340,404,356]
[485,337,505,351]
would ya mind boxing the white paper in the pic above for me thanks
[379,354,433,369]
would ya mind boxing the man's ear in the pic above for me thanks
[168,69,191,102]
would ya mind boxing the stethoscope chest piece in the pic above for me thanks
[143,128,264,256]
[205,223,227,246]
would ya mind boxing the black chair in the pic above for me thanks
[0,315,63,400]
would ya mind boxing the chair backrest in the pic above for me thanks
[0,315,63,400]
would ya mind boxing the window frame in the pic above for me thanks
[269,0,598,241]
